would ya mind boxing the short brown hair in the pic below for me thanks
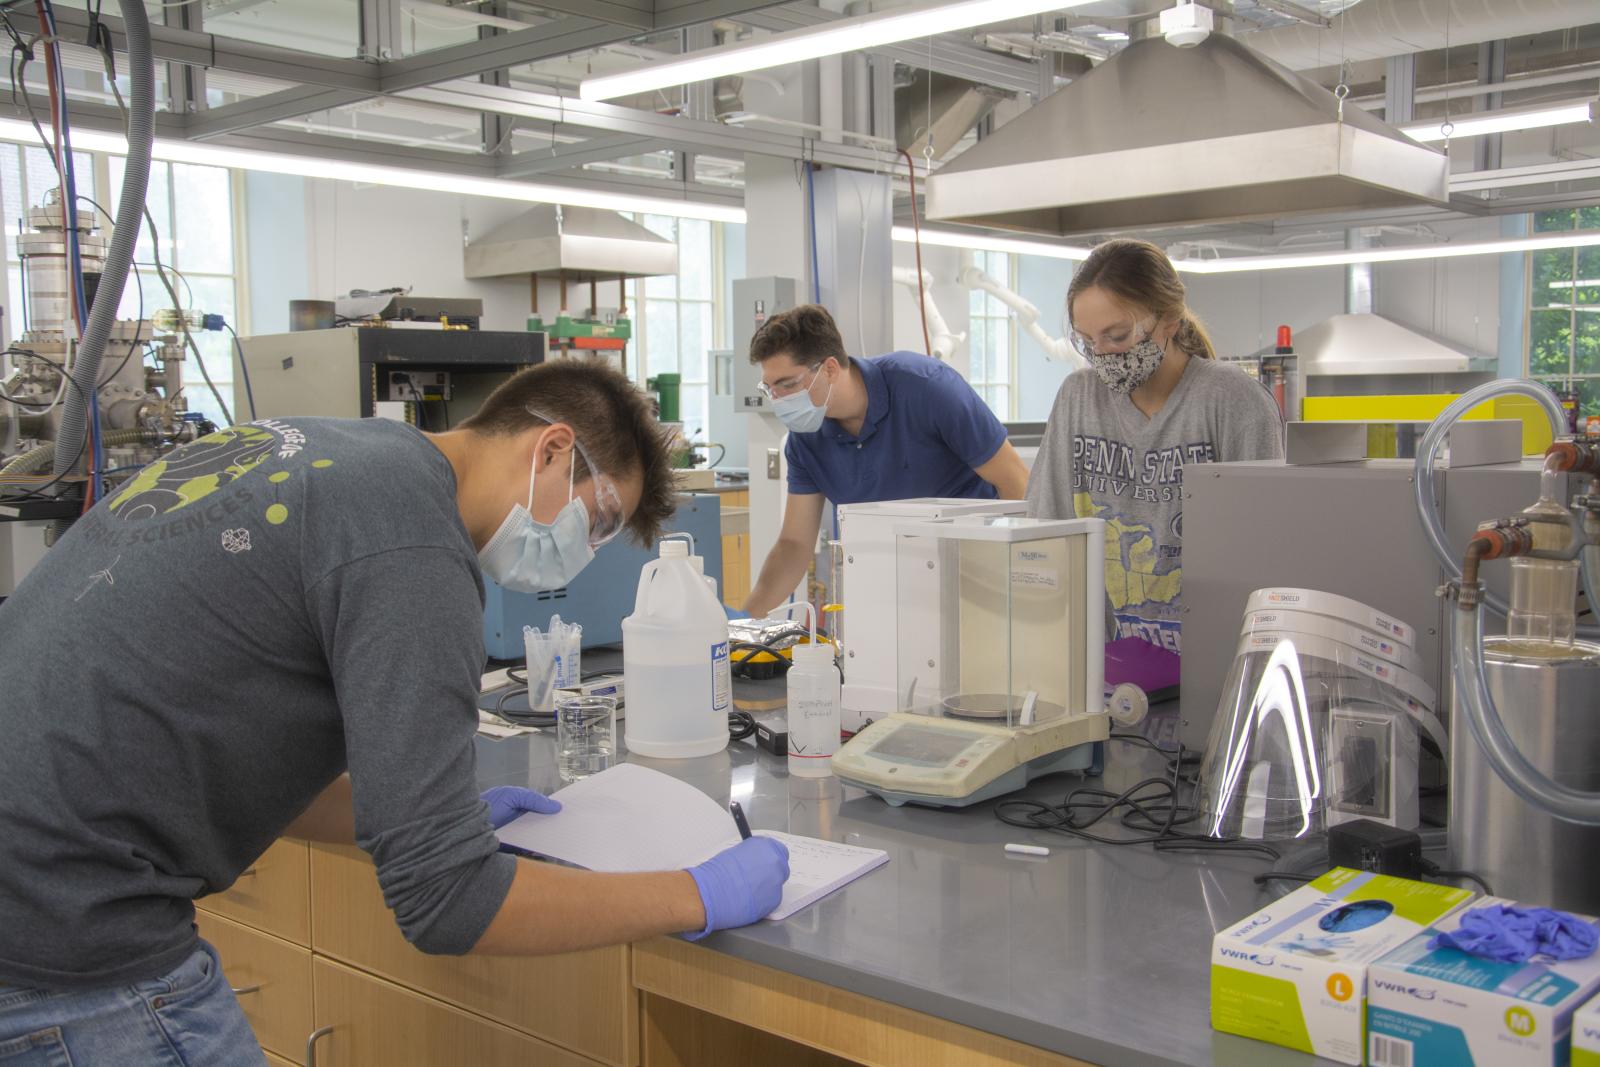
[1068,239,1216,360]
[460,358,677,545]
[748,304,850,368]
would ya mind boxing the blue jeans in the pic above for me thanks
[0,940,266,1066]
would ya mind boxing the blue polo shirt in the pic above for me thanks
[784,352,1007,504]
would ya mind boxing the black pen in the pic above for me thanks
[730,801,752,840]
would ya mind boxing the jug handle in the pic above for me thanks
[634,558,660,614]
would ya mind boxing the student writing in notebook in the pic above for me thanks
[0,361,787,1066]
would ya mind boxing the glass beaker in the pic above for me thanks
[558,694,617,781]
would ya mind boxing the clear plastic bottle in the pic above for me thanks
[786,643,840,778]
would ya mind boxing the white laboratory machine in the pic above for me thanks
[836,497,1027,720]
[832,515,1110,807]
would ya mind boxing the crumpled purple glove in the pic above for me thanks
[1430,904,1600,963]
[481,785,561,830]
[684,836,789,940]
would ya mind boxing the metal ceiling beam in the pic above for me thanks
[529,1,655,30]
[739,5,1040,96]
[5,6,377,91]
[377,17,636,92]
[399,79,899,170]
[187,87,375,140]
[496,134,672,177]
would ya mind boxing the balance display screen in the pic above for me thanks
[869,726,971,767]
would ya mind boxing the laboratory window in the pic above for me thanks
[629,213,721,444]
[1526,207,1600,422]
[967,250,1017,420]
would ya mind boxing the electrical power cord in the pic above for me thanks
[1420,860,1495,897]
[729,711,756,741]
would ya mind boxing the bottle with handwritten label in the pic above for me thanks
[786,643,840,778]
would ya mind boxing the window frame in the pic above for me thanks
[967,250,1019,420]
[627,215,725,440]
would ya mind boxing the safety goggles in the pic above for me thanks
[1068,315,1157,360]
[757,363,822,400]
[527,409,626,548]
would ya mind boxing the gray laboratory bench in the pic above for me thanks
[473,680,1343,1067]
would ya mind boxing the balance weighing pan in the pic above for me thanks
[939,693,1066,721]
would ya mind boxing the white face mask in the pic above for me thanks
[478,449,595,593]
[771,365,833,433]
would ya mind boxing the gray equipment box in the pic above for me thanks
[1180,458,1552,751]
[235,327,544,423]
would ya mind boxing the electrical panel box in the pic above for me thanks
[730,276,798,415]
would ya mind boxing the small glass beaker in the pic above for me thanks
[557,694,617,781]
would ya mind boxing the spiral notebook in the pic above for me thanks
[495,763,888,921]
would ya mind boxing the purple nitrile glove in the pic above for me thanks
[481,785,561,830]
[684,836,789,940]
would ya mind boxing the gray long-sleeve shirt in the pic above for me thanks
[0,417,513,989]
[1026,357,1284,653]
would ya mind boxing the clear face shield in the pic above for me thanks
[1196,616,1440,842]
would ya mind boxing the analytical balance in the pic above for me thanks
[832,516,1110,807]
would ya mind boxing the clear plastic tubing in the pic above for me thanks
[1450,597,1600,826]
[1412,378,1599,637]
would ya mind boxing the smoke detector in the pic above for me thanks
[1160,2,1213,48]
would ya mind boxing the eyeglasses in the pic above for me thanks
[527,408,626,548]
[757,363,822,400]
[1068,316,1156,359]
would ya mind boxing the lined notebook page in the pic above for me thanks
[495,763,888,921]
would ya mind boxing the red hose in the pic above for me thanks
[899,149,932,358]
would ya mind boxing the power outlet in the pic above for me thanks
[766,448,781,480]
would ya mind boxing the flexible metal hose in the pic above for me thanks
[48,0,155,535]
[3,429,152,477]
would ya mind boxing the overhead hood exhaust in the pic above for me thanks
[925,33,1449,237]
[464,204,678,281]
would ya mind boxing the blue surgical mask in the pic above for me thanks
[478,451,595,593]
[771,366,833,434]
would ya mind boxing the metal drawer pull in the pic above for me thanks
[230,984,261,995]
[306,1025,334,1066]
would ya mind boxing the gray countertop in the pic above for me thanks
[474,679,1341,1067]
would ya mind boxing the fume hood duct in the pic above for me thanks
[464,204,678,280]
[925,33,1449,237]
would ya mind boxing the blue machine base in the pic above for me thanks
[482,494,723,659]
[839,741,1098,809]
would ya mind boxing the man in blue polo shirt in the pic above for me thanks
[742,304,1029,618]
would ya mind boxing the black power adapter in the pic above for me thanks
[1328,819,1423,879]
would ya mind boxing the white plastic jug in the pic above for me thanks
[622,539,731,758]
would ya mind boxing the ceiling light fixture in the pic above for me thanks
[890,224,1092,260]
[578,0,1101,102]
[0,118,747,224]
[893,225,1600,273]
[1400,98,1597,143]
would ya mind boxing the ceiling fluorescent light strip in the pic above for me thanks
[1401,98,1597,143]
[578,0,1100,102]
[890,224,1092,260]
[0,118,746,224]
[894,226,1600,273]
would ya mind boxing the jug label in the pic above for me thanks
[711,641,731,712]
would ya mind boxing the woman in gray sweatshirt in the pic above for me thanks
[1026,239,1283,660]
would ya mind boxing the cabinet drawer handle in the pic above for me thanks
[230,984,262,995]
[306,1025,334,1066]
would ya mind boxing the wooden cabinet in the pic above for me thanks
[198,838,311,946]
[720,489,751,607]
[308,844,636,1066]
[196,911,313,1064]
[309,957,604,1067]
[264,1052,298,1067]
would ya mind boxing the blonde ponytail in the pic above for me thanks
[1175,310,1216,360]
